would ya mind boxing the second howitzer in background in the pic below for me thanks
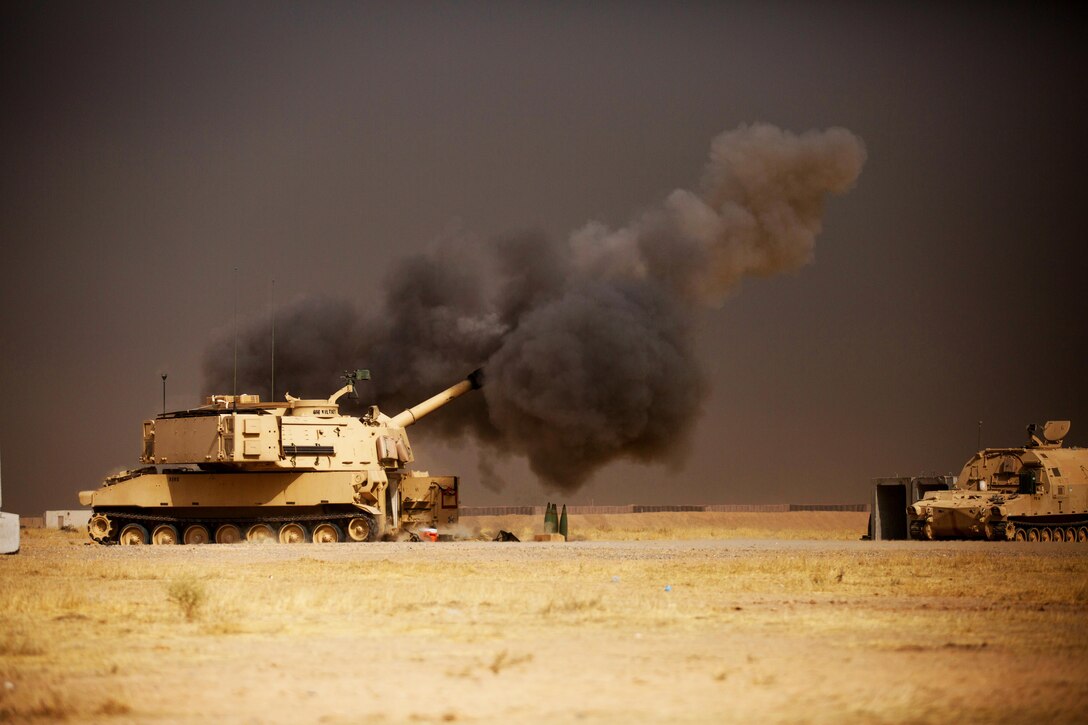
[907,421,1088,541]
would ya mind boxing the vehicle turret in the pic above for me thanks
[137,369,482,473]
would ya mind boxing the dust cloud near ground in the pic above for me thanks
[2,521,1087,723]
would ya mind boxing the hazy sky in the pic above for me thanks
[2,2,1084,515]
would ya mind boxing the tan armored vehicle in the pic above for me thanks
[80,370,481,545]
[907,421,1088,541]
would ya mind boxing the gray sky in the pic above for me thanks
[2,2,1084,515]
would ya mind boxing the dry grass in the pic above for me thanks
[0,686,76,722]
[165,576,207,621]
[0,680,132,722]
[0,629,44,657]
[2,525,1086,722]
[4,531,1086,632]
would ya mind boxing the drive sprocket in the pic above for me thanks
[88,513,114,543]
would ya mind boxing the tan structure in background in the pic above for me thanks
[907,421,1088,541]
[80,370,479,545]
[44,510,92,530]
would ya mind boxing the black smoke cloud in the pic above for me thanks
[204,124,866,491]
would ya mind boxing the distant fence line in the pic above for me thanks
[459,503,870,516]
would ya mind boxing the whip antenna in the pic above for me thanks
[270,278,276,402]
[232,267,238,399]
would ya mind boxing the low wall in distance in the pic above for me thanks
[460,503,870,516]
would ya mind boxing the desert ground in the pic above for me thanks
[2,512,1087,723]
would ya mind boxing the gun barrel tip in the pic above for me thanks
[467,368,484,389]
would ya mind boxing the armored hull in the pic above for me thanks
[907,421,1088,542]
[81,370,476,545]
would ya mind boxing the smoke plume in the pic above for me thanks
[204,123,866,491]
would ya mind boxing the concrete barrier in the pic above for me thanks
[0,512,18,554]
[869,475,954,540]
[1,456,20,554]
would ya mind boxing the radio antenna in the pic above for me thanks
[270,278,276,402]
[232,267,238,399]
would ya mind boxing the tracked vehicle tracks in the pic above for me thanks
[88,509,379,545]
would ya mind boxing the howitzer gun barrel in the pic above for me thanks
[390,369,483,428]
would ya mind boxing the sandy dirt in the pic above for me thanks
[2,518,1087,723]
[461,511,872,541]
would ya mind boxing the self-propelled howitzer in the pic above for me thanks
[81,370,482,545]
[907,421,1088,541]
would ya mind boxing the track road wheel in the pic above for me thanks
[246,523,276,543]
[312,522,342,544]
[183,524,210,545]
[278,523,307,544]
[347,516,375,542]
[1064,527,1077,543]
[1013,528,1027,542]
[151,524,179,545]
[88,514,114,543]
[119,523,149,546]
[1052,528,1065,543]
[1040,528,1053,542]
[215,524,242,544]
[1027,528,1040,542]
[923,522,936,541]
[1078,527,1088,543]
